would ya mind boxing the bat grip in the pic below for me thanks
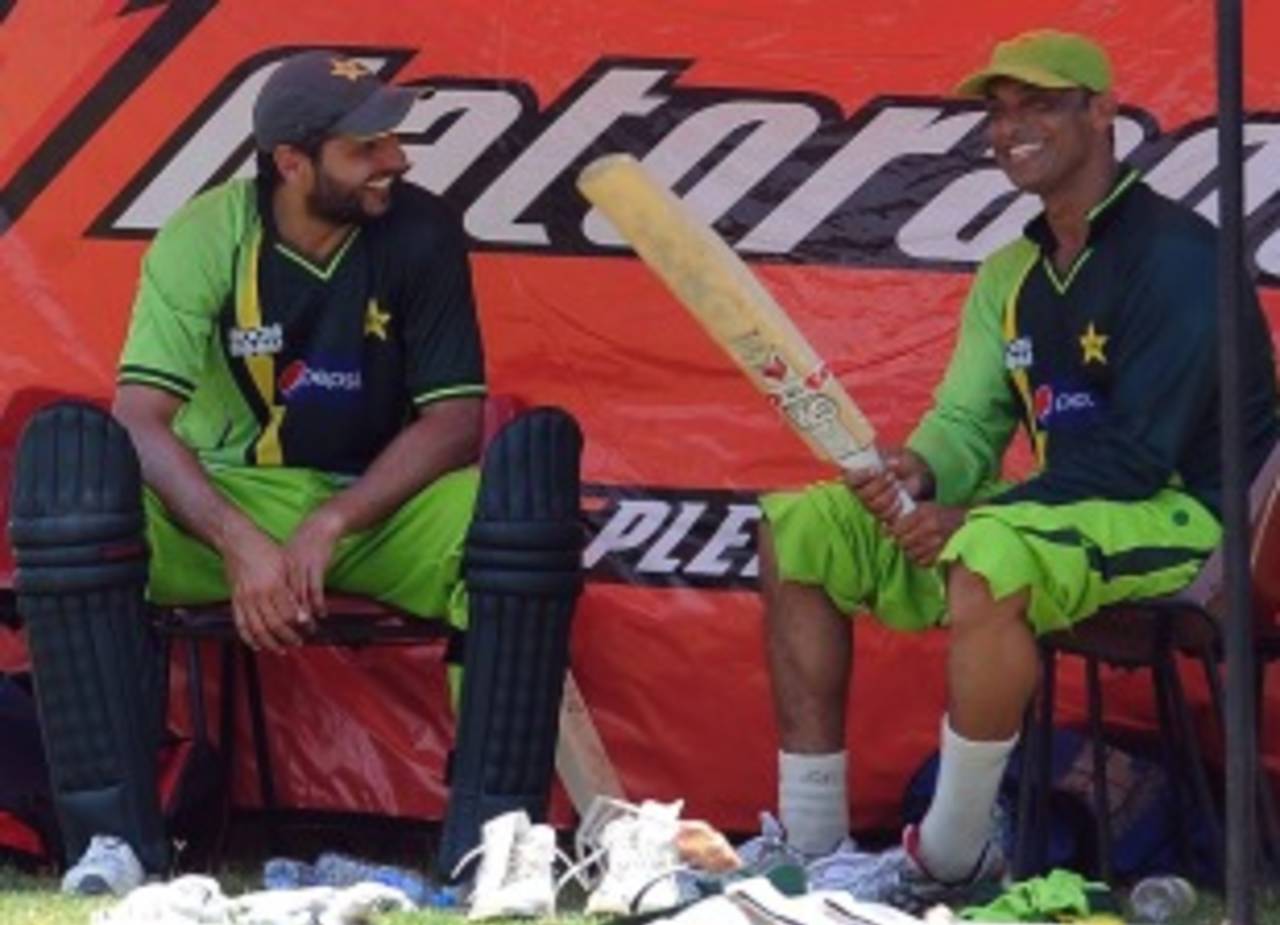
[842,446,916,516]
[895,484,917,516]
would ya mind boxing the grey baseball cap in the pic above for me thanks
[252,50,419,150]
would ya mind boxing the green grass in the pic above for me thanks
[3,865,1279,924]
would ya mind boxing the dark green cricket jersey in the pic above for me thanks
[119,179,486,476]
[909,169,1278,516]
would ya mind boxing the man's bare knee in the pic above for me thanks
[946,564,1027,632]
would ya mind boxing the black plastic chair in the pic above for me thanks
[1015,443,1280,883]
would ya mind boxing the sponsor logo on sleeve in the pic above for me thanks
[228,323,284,357]
[1005,336,1033,371]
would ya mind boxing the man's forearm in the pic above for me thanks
[122,417,262,554]
[317,398,484,536]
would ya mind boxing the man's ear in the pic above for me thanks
[273,144,313,186]
[1089,91,1119,131]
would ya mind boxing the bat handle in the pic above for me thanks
[841,447,916,517]
[895,485,917,516]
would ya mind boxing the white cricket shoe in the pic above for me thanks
[62,834,145,897]
[459,810,558,921]
[584,800,684,916]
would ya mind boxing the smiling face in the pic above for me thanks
[297,132,410,225]
[984,78,1115,199]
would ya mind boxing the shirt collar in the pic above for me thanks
[1023,166,1143,252]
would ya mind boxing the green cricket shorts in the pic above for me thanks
[143,465,479,630]
[761,480,1220,635]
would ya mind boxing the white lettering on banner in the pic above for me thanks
[464,67,670,244]
[582,490,762,587]
[583,500,671,568]
[97,57,1280,283]
[737,107,984,253]
[636,502,707,571]
[897,168,1039,262]
[400,89,525,195]
[1146,127,1218,202]
[685,503,760,578]
[1194,124,1280,224]
[584,101,821,246]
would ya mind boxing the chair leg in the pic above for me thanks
[1165,647,1225,882]
[1031,644,1056,875]
[1014,702,1039,879]
[241,650,282,855]
[1085,655,1112,881]
[1251,659,1280,880]
[180,637,231,871]
[184,640,208,747]
[1152,646,1195,876]
[213,640,237,869]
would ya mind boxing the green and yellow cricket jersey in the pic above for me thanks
[908,169,1278,516]
[118,178,486,475]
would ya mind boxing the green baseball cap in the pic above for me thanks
[955,30,1113,98]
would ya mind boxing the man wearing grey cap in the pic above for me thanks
[749,29,1278,911]
[33,50,487,893]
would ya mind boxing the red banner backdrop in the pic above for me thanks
[2,0,1279,833]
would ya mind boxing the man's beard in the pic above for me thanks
[307,169,393,225]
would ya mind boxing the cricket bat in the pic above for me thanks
[557,672,625,813]
[576,153,913,509]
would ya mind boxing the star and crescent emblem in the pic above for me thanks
[1079,322,1108,365]
[330,58,371,82]
[364,299,390,340]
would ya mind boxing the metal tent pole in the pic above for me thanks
[1216,0,1255,921]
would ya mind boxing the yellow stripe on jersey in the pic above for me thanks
[1002,252,1046,467]
[235,226,285,466]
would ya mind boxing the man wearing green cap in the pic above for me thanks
[748,29,1278,909]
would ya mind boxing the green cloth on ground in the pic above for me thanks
[959,869,1114,921]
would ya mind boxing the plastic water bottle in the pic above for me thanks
[262,857,317,890]
[1129,876,1196,923]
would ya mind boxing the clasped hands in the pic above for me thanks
[843,447,965,568]
[220,507,346,651]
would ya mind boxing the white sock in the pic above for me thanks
[778,751,849,856]
[917,716,1017,882]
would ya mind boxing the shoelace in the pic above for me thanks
[626,862,694,914]
[447,843,487,884]
[556,842,607,894]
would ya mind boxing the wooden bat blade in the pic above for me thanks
[557,672,625,812]
[577,154,883,473]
